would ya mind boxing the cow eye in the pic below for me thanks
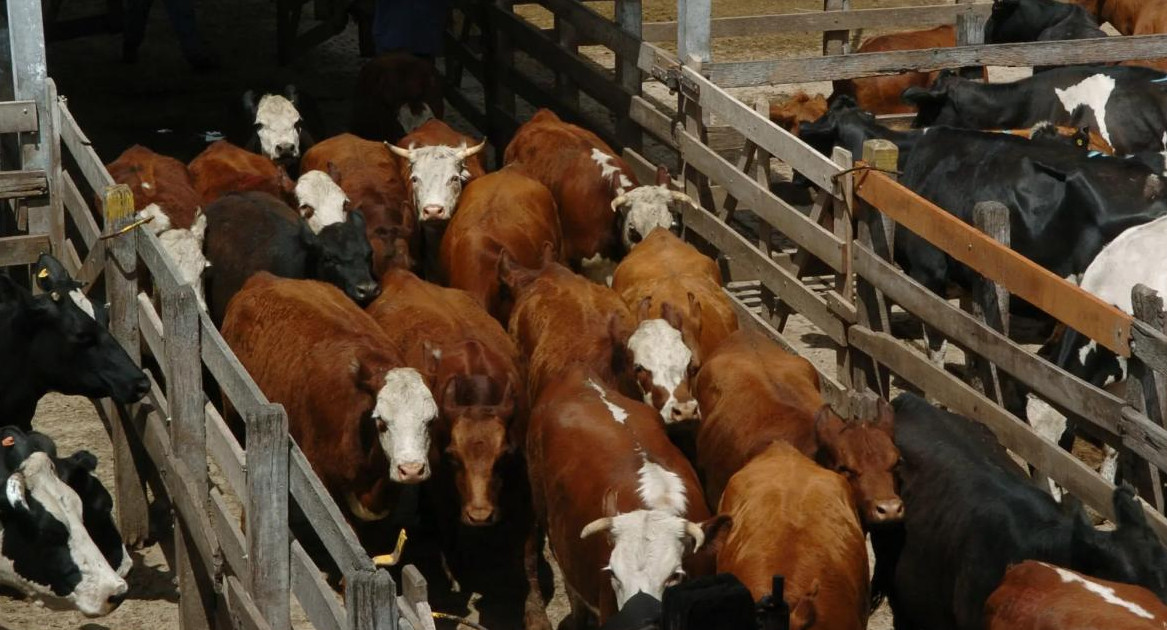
[666,570,685,587]
[253,122,263,130]
[838,466,856,478]
[411,175,420,184]
[73,331,97,346]
[449,175,460,184]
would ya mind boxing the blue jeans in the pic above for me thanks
[373,0,453,57]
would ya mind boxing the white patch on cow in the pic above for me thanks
[373,368,437,483]
[69,289,96,321]
[254,94,302,160]
[1080,216,1167,315]
[139,203,172,233]
[1027,393,1069,500]
[295,170,348,233]
[615,186,679,252]
[602,510,691,609]
[140,181,153,191]
[586,379,628,424]
[1055,74,1116,147]
[591,148,630,195]
[1052,565,1155,619]
[5,476,25,511]
[637,459,687,516]
[398,103,435,137]
[139,207,211,310]
[1077,339,1098,368]
[402,144,469,221]
[1100,445,1119,483]
[1030,120,1053,134]
[0,453,127,617]
[628,320,694,423]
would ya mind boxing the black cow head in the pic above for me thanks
[0,427,128,616]
[902,72,964,128]
[302,210,380,306]
[1070,486,1167,602]
[1,255,149,408]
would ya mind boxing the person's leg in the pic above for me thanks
[160,0,219,70]
[122,0,155,63]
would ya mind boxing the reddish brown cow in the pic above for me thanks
[188,140,294,206]
[526,368,726,626]
[769,92,829,135]
[505,110,695,279]
[440,167,563,323]
[106,145,201,228]
[302,133,413,274]
[1072,0,1167,70]
[351,52,443,143]
[832,26,955,114]
[715,442,869,630]
[366,269,524,526]
[985,561,1167,629]
[694,330,902,528]
[611,228,739,424]
[220,274,438,533]
[388,119,487,222]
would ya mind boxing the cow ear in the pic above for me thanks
[1114,485,1150,532]
[327,161,342,185]
[422,341,442,380]
[602,488,620,517]
[540,240,556,267]
[608,312,632,375]
[660,301,684,332]
[242,90,258,115]
[68,450,99,473]
[441,376,462,413]
[278,166,295,194]
[814,405,847,451]
[284,84,299,106]
[351,356,382,393]
[873,398,895,434]
[498,250,529,293]
[697,514,732,556]
[637,296,652,321]
[901,85,945,106]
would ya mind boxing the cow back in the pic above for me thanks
[694,330,822,506]
[189,140,292,206]
[107,145,201,229]
[833,26,953,115]
[718,441,868,629]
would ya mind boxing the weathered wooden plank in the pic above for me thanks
[823,0,851,57]
[1133,320,1167,380]
[58,101,115,192]
[493,61,619,148]
[226,575,276,630]
[206,403,247,501]
[630,95,676,149]
[614,0,643,152]
[137,293,165,363]
[956,0,986,46]
[1120,407,1167,476]
[291,540,346,630]
[677,0,711,64]
[640,3,992,41]
[247,405,291,630]
[201,310,269,416]
[0,170,47,199]
[398,566,437,630]
[210,488,246,576]
[77,238,107,291]
[345,569,397,630]
[289,444,372,574]
[138,229,184,292]
[45,81,64,257]
[0,234,50,266]
[8,0,48,172]
[61,171,100,247]
[0,100,39,133]
[682,202,848,344]
[536,0,639,59]
[855,170,1133,355]
[708,33,1167,87]
[1124,286,1166,510]
[853,244,1127,437]
[848,326,1167,541]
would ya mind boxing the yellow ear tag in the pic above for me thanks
[37,268,49,279]
[371,529,409,567]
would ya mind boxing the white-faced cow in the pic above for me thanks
[242,86,317,170]
[139,204,210,309]
[388,119,487,222]
[294,169,349,234]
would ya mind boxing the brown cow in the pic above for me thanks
[366,268,523,526]
[221,274,437,529]
[351,52,442,143]
[715,441,869,630]
[769,92,829,135]
[985,560,1167,629]
[107,144,201,229]
[611,227,739,424]
[302,133,413,274]
[694,330,902,528]
[832,26,955,114]
[188,140,294,206]
[526,368,727,626]
[500,254,635,403]
[1072,0,1167,70]
[505,109,696,279]
[440,167,563,323]
[388,119,487,222]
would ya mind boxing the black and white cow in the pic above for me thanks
[0,426,129,617]
[0,255,149,432]
[241,85,320,173]
[905,65,1167,155]
[984,0,1106,46]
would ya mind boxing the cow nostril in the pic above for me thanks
[422,205,444,218]
[108,591,127,608]
[397,463,427,481]
[875,500,905,520]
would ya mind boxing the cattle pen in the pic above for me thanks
[440,0,1167,537]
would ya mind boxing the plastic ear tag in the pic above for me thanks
[37,268,49,279]
[2,437,14,447]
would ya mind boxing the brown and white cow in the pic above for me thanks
[694,330,902,528]
[985,560,1167,629]
[526,368,726,626]
[302,133,413,274]
[351,52,442,143]
[367,268,524,526]
[505,109,697,279]
[611,227,739,424]
[440,167,564,323]
[715,441,869,630]
[188,140,295,206]
[221,274,437,526]
[831,26,955,115]
[388,119,487,222]
[107,144,202,229]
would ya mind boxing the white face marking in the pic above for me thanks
[139,203,172,233]
[404,144,469,221]
[1052,565,1155,619]
[603,510,690,609]
[636,459,687,515]
[5,476,25,510]
[627,320,694,423]
[69,289,96,321]
[398,103,435,137]
[142,207,210,310]
[295,170,348,233]
[591,148,631,196]
[254,94,302,160]
[586,379,628,424]
[0,454,128,617]
[616,186,679,251]
[1055,74,1116,146]
[373,368,438,483]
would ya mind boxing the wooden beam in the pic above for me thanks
[291,540,346,630]
[854,169,1133,355]
[58,101,115,192]
[0,100,38,134]
[247,405,291,630]
[225,575,276,630]
[536,0,639,59]
[206,404,246,500]
[0,170,48,199]
[288,444,373,574]
[0,234,50,266]
[61,171,100,247]
[200,310,269,416]
[678,0,711,64]
[345,569,397,630]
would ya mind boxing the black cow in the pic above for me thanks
[904,66,1167,155]
[0,426,129,617]
[873,393,1167,630]
[984,0,1106,45]
[238,85,322,175]
[0,254,149,431]
[202,191,381,326]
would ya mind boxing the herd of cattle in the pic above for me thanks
[7,0,1167,628]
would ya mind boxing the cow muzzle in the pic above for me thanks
[421,204,447,220]
[868,498,905,525]
[394,461,429,483]
[463,504,497,526]
[668,399,700,423]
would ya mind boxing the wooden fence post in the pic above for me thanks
[486,0,517,164]
[163,281,216,630]
[554,14,580,110]
[956,0,986,46]
[346,568,397,630]
[851,139,896,397]
[969,201,1026,418]
[677,0,711,66]
[103,183,151,547]
[248,404,290,630]
[822,0,851,56]
[1125,285,1167,511]
[832,146,855,390]
[615,0,643,152]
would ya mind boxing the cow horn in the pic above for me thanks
[669,190,700,209]
[457,139,487,159]
[386,142,413,159]
[685,521,705,550]
[610,195,629,213]
[580,517,614,539]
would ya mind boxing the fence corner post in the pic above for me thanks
[616,0,644,152]
[346,568,398,630]
[822,0,851,56]
[851,139,897,396]
[1125,285,1167,511]
[247,404,290,630]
